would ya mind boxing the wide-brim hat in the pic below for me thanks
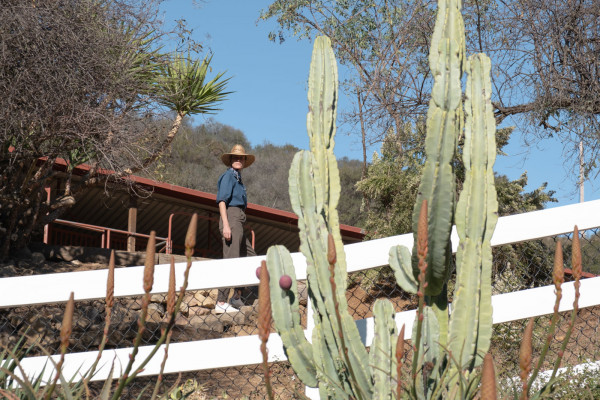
[221,144,255,168]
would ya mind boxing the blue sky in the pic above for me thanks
[160,0,599,207]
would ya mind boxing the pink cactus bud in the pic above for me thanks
[279,275,292,290]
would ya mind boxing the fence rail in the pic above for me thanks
[14,276,600,384]
[4,200,600,308]
[3,199,600,396]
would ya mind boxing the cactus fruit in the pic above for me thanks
[256,266,264,279]
[279,275,292,290]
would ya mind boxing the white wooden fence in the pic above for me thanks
[3,199,600,386]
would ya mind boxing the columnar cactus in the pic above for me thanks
[266,0,498,398]
[448,53,497,371]
[267,36,376,399]
[409,0,465,298]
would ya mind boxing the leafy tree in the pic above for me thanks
[261,0,600,181]
[261,0,434,173]
[337,157,367,227]
[357,125,557,239]
[356,124,425,239]
[0,0,230,259]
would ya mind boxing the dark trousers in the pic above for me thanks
[218,206,256,302]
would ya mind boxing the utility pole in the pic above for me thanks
[579,140,584,203]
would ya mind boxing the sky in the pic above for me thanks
[160,0,599,207]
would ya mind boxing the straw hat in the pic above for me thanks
[220,144,255,168]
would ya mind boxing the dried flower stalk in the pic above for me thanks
[45,292,74,400]
[480,353,497,400]
[258,260,274,399]
[151,257,177,400]
[412,199,429,377]
[185,213,198,258]
[113,218,196,400]
[528,242,564,389]
[144,231,156,293]
[167,258,176,316]
[519,318,534,400]
[550,226,583,381]
[84,251,116,388]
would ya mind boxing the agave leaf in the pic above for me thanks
[99,361,116,400]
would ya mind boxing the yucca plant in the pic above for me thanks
[121,53,232,177]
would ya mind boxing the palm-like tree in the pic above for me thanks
[123,53,232,175]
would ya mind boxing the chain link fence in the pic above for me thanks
[0,228,598,398]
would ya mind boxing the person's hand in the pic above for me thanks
[222,225,232,241]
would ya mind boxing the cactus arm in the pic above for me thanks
[411,0,465,296]
[448,53,498,369]
[312,323,358,398]
[389,245,418,294]
[307,36,338,219]
[266,246,318,387]
[306,36,348,284]
[427,286,449,348]
[370,300,398,400]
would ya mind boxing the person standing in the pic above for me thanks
[215,144,257,313]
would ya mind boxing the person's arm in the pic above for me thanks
[217,171,235,241]
[219,201,231,241]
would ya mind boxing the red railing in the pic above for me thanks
[48,219,169,253]
[46,214,256,258]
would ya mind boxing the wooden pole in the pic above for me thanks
[127,195,138,252]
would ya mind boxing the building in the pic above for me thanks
[46,161,364,258]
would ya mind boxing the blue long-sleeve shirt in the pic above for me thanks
[216,168,247,209]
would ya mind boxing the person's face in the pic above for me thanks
[231,155,245,170]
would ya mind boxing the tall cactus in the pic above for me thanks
[266,0,498,398]
[410,0,465,297]
[448,53,497,371]
[267,36,375,399]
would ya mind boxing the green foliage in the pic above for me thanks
[358,133,556,242]
[157,54,231,116]
[337,157,367,227]
[356,125,425,239]
[0,0,231,258]
[499,364,600,400]
[495,174,556,216]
